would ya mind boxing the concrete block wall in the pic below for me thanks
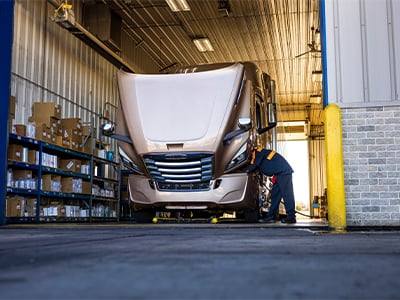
[341,106,400,226]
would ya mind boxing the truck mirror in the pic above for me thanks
[101,123,133,144]
[267,103,276,125]
[101,123,115,136]
[257,122,276,135]
[223,118,253,145]
[238,118,252,131]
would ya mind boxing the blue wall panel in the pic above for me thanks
[0,0,15,224]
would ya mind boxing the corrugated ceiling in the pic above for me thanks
[95,0,324,133]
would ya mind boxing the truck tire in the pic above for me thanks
[134,210,156,223]
[243,209,259,223]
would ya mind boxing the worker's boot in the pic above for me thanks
[281,216,296,223]
[258,215,277,223]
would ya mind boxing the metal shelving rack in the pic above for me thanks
[6,133,120,223]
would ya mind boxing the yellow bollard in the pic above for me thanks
[324,104,347,233]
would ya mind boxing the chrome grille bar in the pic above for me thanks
[143,153,214,191]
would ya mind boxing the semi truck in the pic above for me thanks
[105,62,277,222]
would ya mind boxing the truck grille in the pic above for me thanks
[143,153,213,191]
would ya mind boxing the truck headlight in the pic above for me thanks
[119,146,143,175]
[225,142,248,171]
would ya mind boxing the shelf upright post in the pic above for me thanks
[89,117,95,223]
[36,140,43,223]
[117,159,122,222]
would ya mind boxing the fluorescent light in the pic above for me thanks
[312,70,323,82]
[310,94,322,104]
[193,38,214,52]
[165,0,190,12]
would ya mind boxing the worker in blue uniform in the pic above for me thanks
[246,146,297,223]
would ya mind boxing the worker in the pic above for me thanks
[246,146,296,224]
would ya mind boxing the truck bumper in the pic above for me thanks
[128,172,258,210]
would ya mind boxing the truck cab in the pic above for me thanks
[108,62,276,222]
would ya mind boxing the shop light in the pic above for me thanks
[165,0,190,12]
[193,38,214,52]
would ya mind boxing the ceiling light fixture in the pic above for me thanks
[165,0,190,12]
[218,0,231,17]
[312,70,323,82]
[193,38,214,52]
[310,94,322,104]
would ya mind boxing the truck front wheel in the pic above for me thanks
[134,209,156,223]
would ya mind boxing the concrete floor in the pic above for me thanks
[0,222,399,300]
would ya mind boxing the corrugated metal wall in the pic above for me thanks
[11,0,118,137]
[325,0,400,104]
[10,0,161,145]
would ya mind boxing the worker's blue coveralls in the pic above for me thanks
[247,148,296,220]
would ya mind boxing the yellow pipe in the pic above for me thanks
[324,104,347,233]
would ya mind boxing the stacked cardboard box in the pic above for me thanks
[6,196,37,217]
[59,159,81,173]
[28,102,62,143]
[25,101,92,153]
[13,124,26,136]
[7,144,23,162]
[61,118,83,152]
[41,174,62,192]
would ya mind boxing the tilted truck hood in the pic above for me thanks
[117,63,245,154]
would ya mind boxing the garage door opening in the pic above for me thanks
[277,125,327,222]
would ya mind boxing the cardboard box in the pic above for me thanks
[35,123,51,142]
[82,125,96,137]
[49,117,61,134]
[28,149,37,165]
[13,124,26,136]
[50,133,57,145]
[82,181,91,195]
[41,174,61,192]
[6,197,24,217]
[61,177,73,193]
[32,102,61,120]
[41,174,52,191]
[69,139,82,152]
[29,116,62,136]
[9,96,16,117]
[56,135,71,148]
[59,159,81,173]
[61,118,82,130]
[8,144,23,161]
[13,170,33,180]
[62,128,82,141]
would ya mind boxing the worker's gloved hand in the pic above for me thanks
[271,175,277,184]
